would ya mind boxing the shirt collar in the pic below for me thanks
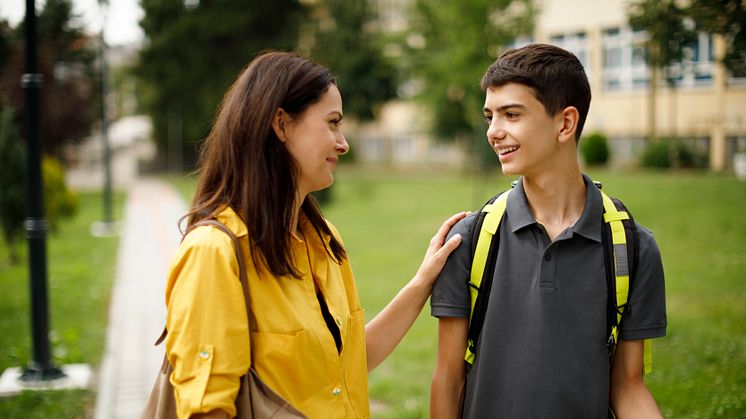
[571,174,603,243]
[506,178,536,233]
[214,206,249,238]
[213,206,333,250]
[505,174,603,242]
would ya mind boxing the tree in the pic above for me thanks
[628,0,696,168]
[403,0,535,166]
[0,0,99,159]
[304,0,398,122]
[136,0,307,170]
[0,105,26,263]
[0,105,77,264]
[687,0,746,170]
[689,0,746,77]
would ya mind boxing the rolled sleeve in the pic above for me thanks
[165,227,251,418]
[431,215,476,319]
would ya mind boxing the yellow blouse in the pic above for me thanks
[165,207,370,418]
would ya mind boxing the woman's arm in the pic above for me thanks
[364,212,466,372]
[609,339,663,419]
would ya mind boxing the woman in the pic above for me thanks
[165,51,465,418]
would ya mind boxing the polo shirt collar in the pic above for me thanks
[571,174,604,243]
[505,174,603,242]
[506,178,536,233]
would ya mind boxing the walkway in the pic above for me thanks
[94,179,187,419]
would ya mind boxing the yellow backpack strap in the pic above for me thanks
[600,190,653,374]
[465,190,510,365]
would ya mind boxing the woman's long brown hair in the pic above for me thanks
[185,51,346,278]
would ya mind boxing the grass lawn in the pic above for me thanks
[0,191,124,418]
[169,166,746,418]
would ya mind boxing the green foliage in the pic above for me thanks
[0,191,123,416]
[136,0,307,169]
[306,0,398,121]
[628,0,697,86]
[0,105,26,263]
[640,139,707,169]
[42,156,78,230]
[405,0,535,140]
[581,132,610,166]
[629,0,746,79]
[0,0,98,158]
[0,105,78,263]
[688,0,746,77]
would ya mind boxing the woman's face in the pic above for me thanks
[282,84,349,198]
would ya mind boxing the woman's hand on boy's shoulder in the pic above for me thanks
[415,211,469,286]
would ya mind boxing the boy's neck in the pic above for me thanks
[522,168,586,241]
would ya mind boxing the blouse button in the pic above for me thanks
[335,316,342,326]
[199,351,210,360]
[332,387,341,396]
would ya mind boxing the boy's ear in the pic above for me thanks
[272,108,290,142]
[557,106,580,144]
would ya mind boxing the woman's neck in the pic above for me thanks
[290,192,307,239]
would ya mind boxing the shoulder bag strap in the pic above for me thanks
[155,219,253,346]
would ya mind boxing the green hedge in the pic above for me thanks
[581,132,610,166]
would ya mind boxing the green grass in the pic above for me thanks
[0,191,124,418]
[167,167,746,418]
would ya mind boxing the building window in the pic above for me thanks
[550,32,590,76]
[602,26,649,91]
[667,32,716,87]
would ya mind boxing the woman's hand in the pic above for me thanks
[365,211,468,371]
[413,211,468,288]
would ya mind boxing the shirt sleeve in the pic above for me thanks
[430,214,477,319]
[619,224,667,340]
[165,227,251,418]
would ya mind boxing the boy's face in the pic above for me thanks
[483,83,564,177]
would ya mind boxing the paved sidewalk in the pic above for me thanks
[94,179,187,419]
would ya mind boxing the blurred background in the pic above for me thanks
[0,0,745,418]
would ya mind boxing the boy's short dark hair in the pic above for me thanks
[481,43,592,141]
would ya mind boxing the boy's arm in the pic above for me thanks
[609,339,663,419]
[431,317,468,419]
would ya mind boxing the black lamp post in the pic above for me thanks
[19,0,65,382]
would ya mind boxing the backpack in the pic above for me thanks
[464,181,652,374]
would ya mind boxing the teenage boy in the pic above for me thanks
[429,43,667,418]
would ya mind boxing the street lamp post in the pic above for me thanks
[100,0,113,225]
[19,0,65,382]
[90,0,118,237]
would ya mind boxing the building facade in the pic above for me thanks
[360,0,746,170]
[532,0,746,169]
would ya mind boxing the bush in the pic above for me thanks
[640,139,707,169]
[580,132,610,166]
[43,156,78,230]
[0,106,78,262]
[0,106,27,263]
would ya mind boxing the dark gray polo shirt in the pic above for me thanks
[431,175,666,419]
